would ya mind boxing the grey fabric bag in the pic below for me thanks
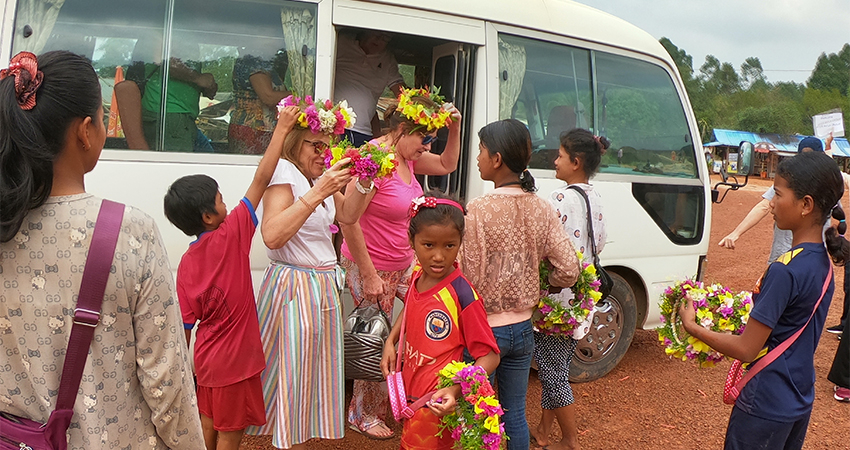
[343,303,391,381]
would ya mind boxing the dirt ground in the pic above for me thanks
[241,176,849,450]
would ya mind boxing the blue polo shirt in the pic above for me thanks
[736,242,833,421]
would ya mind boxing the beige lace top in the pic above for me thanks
[460,188,579,324]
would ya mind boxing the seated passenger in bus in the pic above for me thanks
[229,45,291,154]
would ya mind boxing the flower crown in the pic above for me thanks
[436,362,506,450]
[277,95,356,135]
[396,86,453,132]
[323,139,397,180]
[657,280,752,367]
[534,252,602,337]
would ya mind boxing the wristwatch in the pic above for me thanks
[355,179,375,195]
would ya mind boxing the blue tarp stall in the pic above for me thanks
[707,128,850,178]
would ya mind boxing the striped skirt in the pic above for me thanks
[246,261,345,448]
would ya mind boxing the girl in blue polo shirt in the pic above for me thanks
[680,151,850,450]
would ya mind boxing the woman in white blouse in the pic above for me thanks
[248,116,372,450]
[532,128,609,450]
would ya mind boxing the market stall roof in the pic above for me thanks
[708,129,850,157]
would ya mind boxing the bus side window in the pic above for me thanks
[595,53,697,178]
[497,34,592,170]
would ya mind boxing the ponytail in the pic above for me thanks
[519,169,536,192]
[826,206,850,266]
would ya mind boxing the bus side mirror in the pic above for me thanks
[712,141,753,203]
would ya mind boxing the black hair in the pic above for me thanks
[478,119,536,192]
[163,174,220,236]
[0,51,102,243]
[408,190,465,241]
[560,128,610,177]
[776,152,850,265]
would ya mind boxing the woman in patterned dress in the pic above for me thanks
[0,51,205,448]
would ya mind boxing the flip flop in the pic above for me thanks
[349,423,395,440]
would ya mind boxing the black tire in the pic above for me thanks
[569,271,637,382]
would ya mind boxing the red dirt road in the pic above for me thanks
[241,176,849,449]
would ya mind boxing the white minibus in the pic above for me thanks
[1,0,710,380]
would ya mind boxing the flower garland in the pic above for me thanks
[532,252,602,337]
[277,95,356,135]
[323,139,397,180]
[437,361,506,450]
[397,86,453,132]
[656,280,753,367]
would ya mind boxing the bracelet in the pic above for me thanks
[298,196,316,212]
[355,179,375,195]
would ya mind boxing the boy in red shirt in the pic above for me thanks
[163,107,298,450]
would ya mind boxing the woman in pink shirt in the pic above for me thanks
[340,90,461,439]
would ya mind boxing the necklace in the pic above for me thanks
[496,180,521,189]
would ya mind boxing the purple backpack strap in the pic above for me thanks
[54,200,124,412]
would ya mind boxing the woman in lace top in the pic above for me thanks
[460,119,579,450]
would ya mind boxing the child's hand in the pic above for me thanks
[380,339,396,378]
[426,386,459,417]
[276,106,300,132]
[678,299,696,332]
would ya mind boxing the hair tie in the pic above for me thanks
[0,51,43,110]
[410,196,465,218]
[840,219,846,223]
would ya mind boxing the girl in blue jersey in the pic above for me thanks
[680,151,850,450]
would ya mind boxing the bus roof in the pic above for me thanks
[363,0,673,65]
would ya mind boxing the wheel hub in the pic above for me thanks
[575,296,624,363]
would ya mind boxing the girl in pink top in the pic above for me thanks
[340,91,461,439]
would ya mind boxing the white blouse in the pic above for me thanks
[548,183,607,339]
[260,159,337,267]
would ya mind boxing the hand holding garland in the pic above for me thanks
[679,299,772,363]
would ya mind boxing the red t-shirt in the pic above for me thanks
[177,198,265,387]
[401,266,499,400]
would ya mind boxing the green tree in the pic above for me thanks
[808,44,850,96]
[740,57,766,90]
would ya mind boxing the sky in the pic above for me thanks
[574,0,850,84]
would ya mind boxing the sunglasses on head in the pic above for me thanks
[421,134,437,146]
[304,140,329,153]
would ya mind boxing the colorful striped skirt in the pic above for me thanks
[247,261,345,448]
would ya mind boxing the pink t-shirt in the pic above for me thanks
[177,198,266,387]
[342,160,423,271]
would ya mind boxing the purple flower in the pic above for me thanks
[482,433,501,450]
[354,157,378,179]
[305,105,321,133]
[663,338,672,346]
[540,304,553,315]
[333,110,346,135]
[660,315,666,323]
[451,426,462,440]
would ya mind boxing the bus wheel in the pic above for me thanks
[569,271,637,382]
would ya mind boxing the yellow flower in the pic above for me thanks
[589,290,602,302]
[297,113,308,128]
[484,415,500,434]
[439,361,469,379]
[687,336,711,354]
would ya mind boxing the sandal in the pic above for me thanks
[349,421,395,440]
